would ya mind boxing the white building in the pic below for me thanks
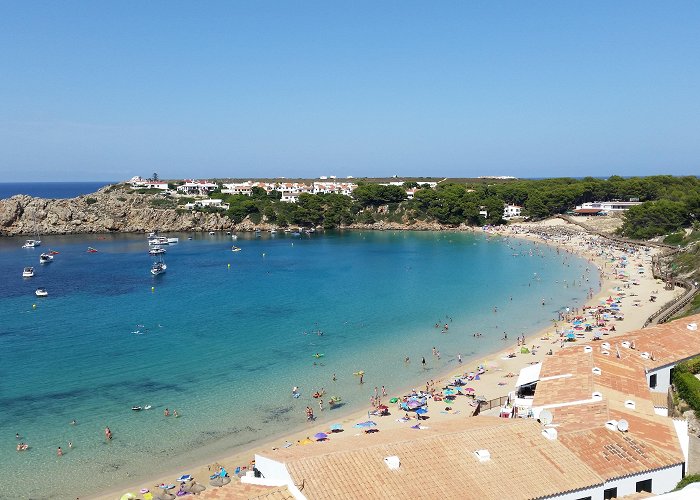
[574,201,643,215]
[176,180,219,196]
[128,176,169,191]
[503,204,523,220]
[507,315,700,498]
[183,198,229,211]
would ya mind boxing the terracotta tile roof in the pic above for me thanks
[614,313,700,370]
[533,347,594,406]
[558,426,682,481]
[264,418,603,500]
[650,392,668,409]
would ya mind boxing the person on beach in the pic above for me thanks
[57,447,63,457]
[105,426,112,440]
[382,385,387,397]
[458,353,462,364]
[422,357,426,368]
[405,356,410,363]
[164,408,170,417]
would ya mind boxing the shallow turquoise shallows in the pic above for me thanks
[0,230,593,498]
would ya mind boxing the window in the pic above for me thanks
[636,478,652,493]
[604,487,618,499]
[649,373,657,389]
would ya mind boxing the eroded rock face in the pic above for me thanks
[0,186,236,236]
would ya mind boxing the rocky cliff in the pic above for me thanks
[0,184,235,236]
[0,184,472,236]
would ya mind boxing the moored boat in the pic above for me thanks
[87,247,98,253]
[22,239,41,248]
[151,258,167,276]
[148,246,166,255]
[22,267,34,278]
[231,246,241,252]
[35,288,48,297]
[39,253,53,264]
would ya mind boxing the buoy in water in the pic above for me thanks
[151,286,155,292]
[227,263,230,268]
[32,304,37,309]
[262,253,266,257]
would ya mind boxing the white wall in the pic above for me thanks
[673,418,690,466]
[603,465,683,498]
[648,366,673,393]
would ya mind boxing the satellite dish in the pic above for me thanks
[617,420,629,432]
[539,410,553,425]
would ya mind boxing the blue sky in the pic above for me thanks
[1,1,698,181]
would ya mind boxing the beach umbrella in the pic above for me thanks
[464,387,475,393]
[314,432,328,441]
[330,423,343,432]
[377,404,388,410]
[407,400,422,409]
[299,438,313,445]
[415,408,428,415]
[355,420,377,428]
[443,389,455,396]
[177,475,192,483]
[567,333,575,339]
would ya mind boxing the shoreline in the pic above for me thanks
[91,218,683,500]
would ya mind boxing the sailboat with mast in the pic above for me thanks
[22,209,42,248]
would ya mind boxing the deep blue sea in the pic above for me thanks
[0,230,594,498]
[0,182,115,199]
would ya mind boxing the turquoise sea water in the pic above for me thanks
[0,231,594,499]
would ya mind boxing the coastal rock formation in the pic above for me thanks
[0,185,470,236]
[0,185,235,236]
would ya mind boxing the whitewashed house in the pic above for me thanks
[503,204,523,220]
[177,180,218,196]
[128,176,170,191]
[183,198,229,211]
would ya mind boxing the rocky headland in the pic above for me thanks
[0,184,237,236]
[0,184,453,236]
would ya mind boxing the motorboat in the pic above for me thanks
[39,253,54,264]
[231,246,241,252]
[35,288,48,297]
[208,231,216,235]
[22,239,41,248]
[148,246,166,255]
[167,237,179,244]
[148,236,168,246]
[270,228,277,234]
[23,267,34,278]
[87,247,98,253]
[151,260,167,276]
[231,234,238,240]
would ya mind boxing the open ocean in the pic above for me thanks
[0,229,595,499]
[0,182,115,200]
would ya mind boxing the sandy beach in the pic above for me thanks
[93,218,683,500]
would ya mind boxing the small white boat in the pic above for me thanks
[167,237,179,244]
[231,234,238,240]
[23,239,41,248]
[148,246,166,255]
[208,231,216,235]
[270,228,277,234]
[231,246,241,252]
[151,261,167,276]
[148,236,168,246]
[39,253,53,264]
[35,288,48,297]
[23,267,34,278]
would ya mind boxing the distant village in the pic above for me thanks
[127,175,642,221]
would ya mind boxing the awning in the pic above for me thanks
[515,363,542,388]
